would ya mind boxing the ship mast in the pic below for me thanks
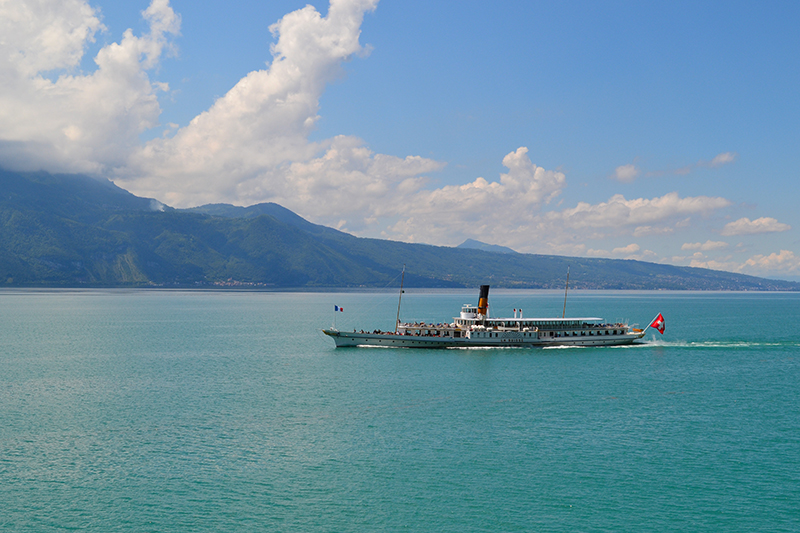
[562,266,570,318]
[394,264,405,333]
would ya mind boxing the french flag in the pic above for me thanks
[334,305,344,312]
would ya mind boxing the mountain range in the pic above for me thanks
[1,168,797,290]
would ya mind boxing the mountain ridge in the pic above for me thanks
[0,168,797,290]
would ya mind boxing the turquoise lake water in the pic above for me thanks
[1,289,799,531]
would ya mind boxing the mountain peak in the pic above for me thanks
[457,239,518,254]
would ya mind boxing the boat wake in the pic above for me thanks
[638,339,799,349]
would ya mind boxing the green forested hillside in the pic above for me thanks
[1,169,797,290]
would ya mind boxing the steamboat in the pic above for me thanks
[323,284,663,349]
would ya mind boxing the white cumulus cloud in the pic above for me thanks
[0,0,104,75]
[381,146,565,244]
[721,217,791,236]
[0,0,180,173]
[689,249,800,277]
[743,250,800,273]
[708,151,737,167]
[552,192,731,230]
[119,0,383,207]
[682,240,728,251]
[612,163,640,182]
[375,163,733,254]
[612,243,640,255]
[633,225,674,237]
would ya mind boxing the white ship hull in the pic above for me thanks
[323,329,645,349]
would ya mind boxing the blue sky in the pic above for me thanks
[1,0,799,280]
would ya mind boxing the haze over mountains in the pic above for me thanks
[1,169,797,290]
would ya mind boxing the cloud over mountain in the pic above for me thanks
[0,0,179,173]
[121,0,386,208]
[1,0,795,280]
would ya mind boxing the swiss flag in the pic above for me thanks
[649,313,665,334]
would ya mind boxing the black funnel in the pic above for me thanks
[478,285,490,315]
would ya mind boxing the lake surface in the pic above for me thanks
[1,289,799,531]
